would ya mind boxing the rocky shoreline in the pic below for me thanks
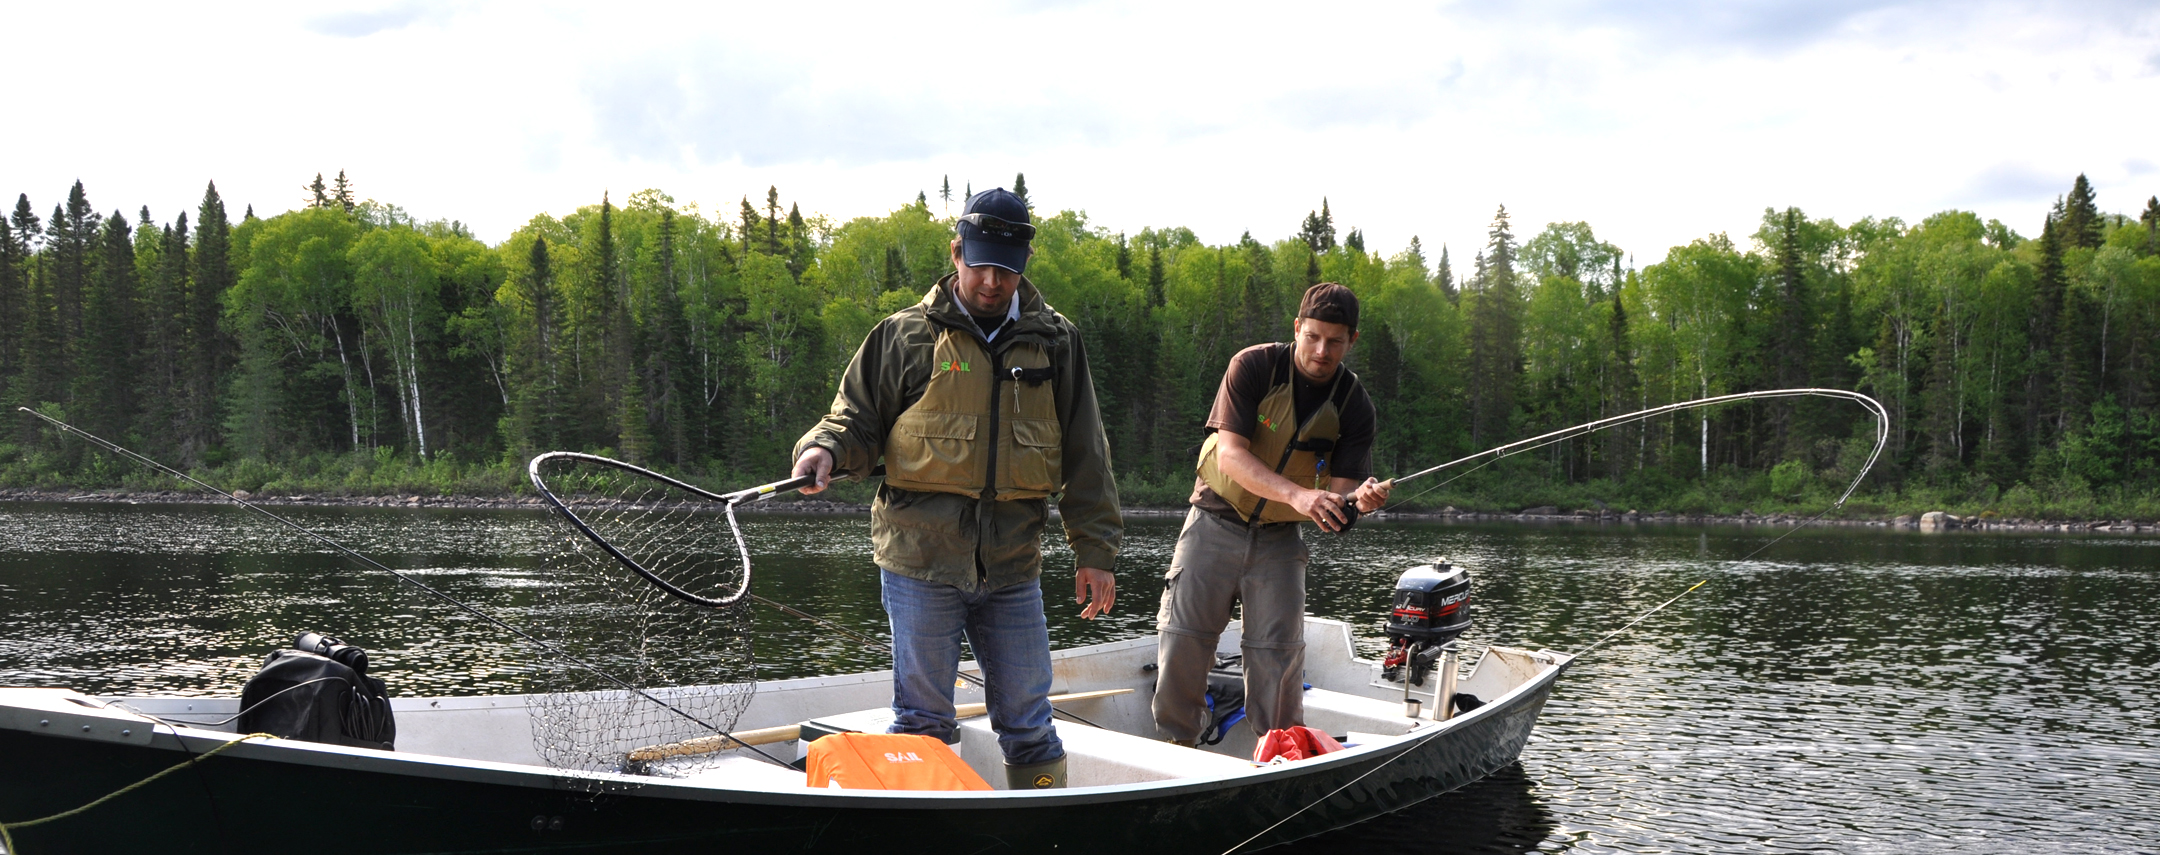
[2,488,2151,535]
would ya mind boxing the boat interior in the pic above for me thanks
[45,617,1564,793]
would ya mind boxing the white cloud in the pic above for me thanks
[5,0,2156,265]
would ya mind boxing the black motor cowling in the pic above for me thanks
[1386,561,1472,646]
[237,632,396,750]
[1382,562,1471,685]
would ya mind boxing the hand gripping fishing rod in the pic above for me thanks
[15,408,795,768]
[1226,390,1890,855]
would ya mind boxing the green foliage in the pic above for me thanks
[2,173,2158,521]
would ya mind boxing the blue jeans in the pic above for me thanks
[880,568,1064,766]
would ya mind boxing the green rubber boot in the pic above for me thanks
[1005,756,1067,790]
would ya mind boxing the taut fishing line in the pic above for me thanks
[14,408,795,785]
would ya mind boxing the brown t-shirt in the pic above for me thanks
[1190,343,1376,519]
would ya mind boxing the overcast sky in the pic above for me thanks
[8,1,2158,266]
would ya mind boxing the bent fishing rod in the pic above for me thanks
[16,407,798,768]
[1373,387,1890,512]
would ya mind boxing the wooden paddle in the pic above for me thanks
[625,688,1134,763]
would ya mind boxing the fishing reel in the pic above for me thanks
[293,631,371,676]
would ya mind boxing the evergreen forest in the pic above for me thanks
[3,172,2158,520]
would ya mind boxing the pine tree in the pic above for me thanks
[187,184,233,461]
[1344,229,1365,253]
[940,176,952,214]
[591,192,644,459]
[1115,233,1132,281]
[513,236,565,450]
[764,186,782,256]
[2025,215,2067,450]
[304,173,329,208]
[332,170,356,214]
[1465,205,1521,446]
[738,197,759,255]
[643,209,694,464]
[77,211,140,441]
[1146,246,1165,308]
[136,212,190,454]
[1436,244,1457,303]
[787,202,812,280]
[2062,174,2103,250]
[1012,173,1029,208]
[50,182,99,365]
[1770,207,1813,454]
[1605,285,1639,477]
[0,217,19,383]
[1297,199,1338,253]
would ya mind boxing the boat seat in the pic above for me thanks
[956,717,1253,787]
[1299,687,1418,738]
[673,752,818,792]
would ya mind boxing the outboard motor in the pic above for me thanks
[238,632,397,750]
[1381,561,1476,719]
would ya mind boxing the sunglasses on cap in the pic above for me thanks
[959,212,1035,242]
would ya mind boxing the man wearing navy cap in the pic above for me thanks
[792,188,1122,789]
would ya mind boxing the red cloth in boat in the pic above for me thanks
[1254,726,1344,764]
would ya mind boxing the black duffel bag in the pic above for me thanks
[237,633,396,750]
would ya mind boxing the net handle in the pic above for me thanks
[528,452,761,609]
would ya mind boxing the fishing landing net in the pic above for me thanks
[524,452,772,789]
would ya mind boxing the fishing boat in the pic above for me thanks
[0,611,1569,854]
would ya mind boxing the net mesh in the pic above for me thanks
[525,453,762,788]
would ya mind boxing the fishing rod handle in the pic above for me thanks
[720,474,816,505]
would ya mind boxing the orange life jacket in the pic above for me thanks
[802,732,992,791]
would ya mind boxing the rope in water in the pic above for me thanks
[0,731,272,853]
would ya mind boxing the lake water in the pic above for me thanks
[2,501,2155,853]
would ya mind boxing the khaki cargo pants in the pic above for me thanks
[1152,507,1309,744]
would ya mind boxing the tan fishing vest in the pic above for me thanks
[883,323,1063,501]
[1196,344,1355,524]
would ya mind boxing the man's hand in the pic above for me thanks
[1351,477,1392,513]
[1288,487,1350,532]
[1075,567,1116,619]
[792,447,833,495]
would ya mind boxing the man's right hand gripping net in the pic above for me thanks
[524,452,770,788]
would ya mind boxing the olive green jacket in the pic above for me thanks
[793,276,1123,590]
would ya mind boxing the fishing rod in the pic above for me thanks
[1227,390,1893,854]
[14,407,795,769]
[1373,388,1889,512]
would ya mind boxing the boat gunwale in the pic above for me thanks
[31,645,1571,811]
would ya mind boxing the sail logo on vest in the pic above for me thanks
[1258,414,1279,431]
[939,360,971,373]
[883,751,925,764]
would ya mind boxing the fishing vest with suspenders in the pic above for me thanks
[1195,343,1361,525]
[881,302,1064,501]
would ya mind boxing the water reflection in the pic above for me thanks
[4,503,2158,850]
[1274,763,1557,854]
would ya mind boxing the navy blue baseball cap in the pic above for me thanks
[956,188,1033,274]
